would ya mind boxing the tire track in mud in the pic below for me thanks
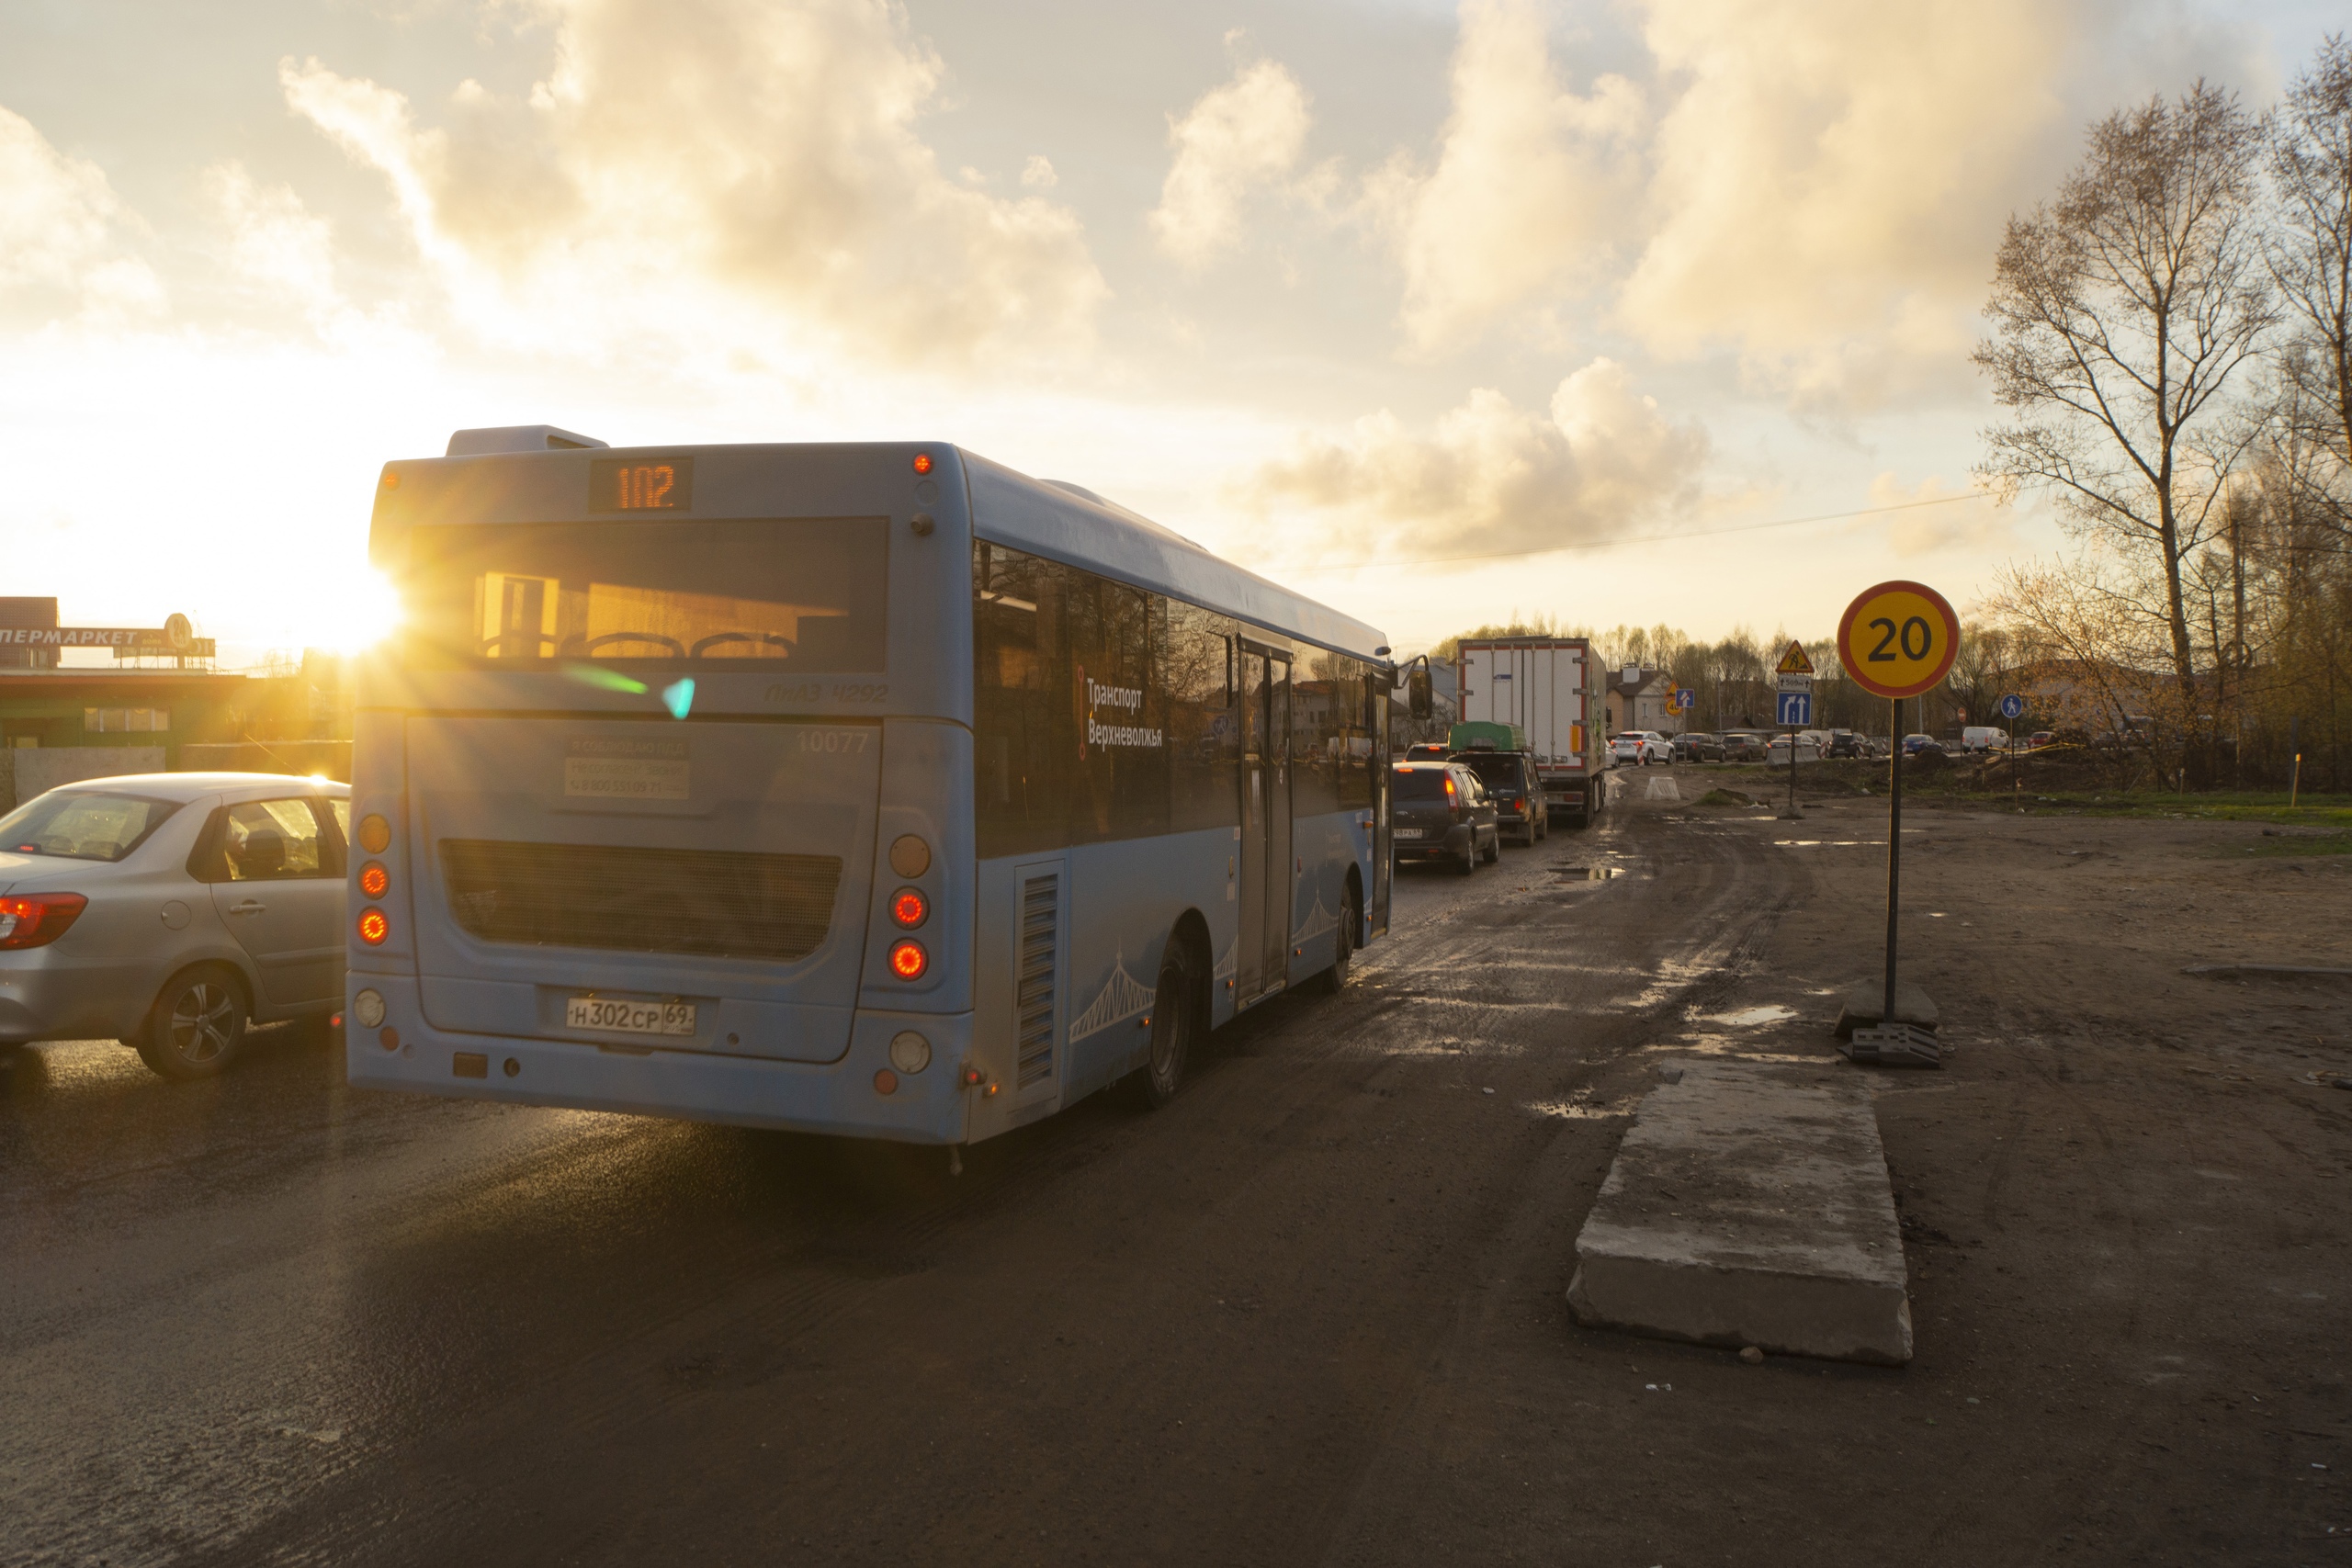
[191,782,1793,1568]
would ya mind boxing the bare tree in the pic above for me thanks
[1975,83,2278,756]
[2269,36,2352,485]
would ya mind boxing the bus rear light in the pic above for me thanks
[888,940,928,980]
[889,887,928,928]
[357,908,390,946]
[357,814,391,853]
[358,861,390,898]
[874,1067,899,1096]
[0,892,86,950]
[911,453,933,475]
[352,988,387,1028]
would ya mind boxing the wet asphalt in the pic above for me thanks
[1,768,1783,1567]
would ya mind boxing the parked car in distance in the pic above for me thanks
[1960,727,2012,752]
[0,773,352,1079]
[1609,732,1673,766]
[1903,734,1945,756]
[1403,741,1450,761]
[2029,731,2055,749]
[1450,748,1547,845]
[1719,730,1770,762]
[1764,733,1822,764]
[1388,761,1500,874]
[1672,732,1724,763]
[1825,729,1865,759]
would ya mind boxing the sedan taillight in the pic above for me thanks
[0,892,88,950]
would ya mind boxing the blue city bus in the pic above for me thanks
[345,427,1394,1146]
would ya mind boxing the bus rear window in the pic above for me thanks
[404,518,888,671]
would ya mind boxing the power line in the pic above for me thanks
[1271,486,2023,575]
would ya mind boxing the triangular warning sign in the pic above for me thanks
[1776,639,1815,675]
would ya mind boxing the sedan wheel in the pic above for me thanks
[137,966,247,1081]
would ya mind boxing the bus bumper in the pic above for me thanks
[344,973,974,1145]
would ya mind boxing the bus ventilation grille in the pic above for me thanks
[1015,872,1058,1089]
[439,840,841,962]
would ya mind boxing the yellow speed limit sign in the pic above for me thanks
[1838,581,1960,700]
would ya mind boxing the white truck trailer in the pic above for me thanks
[1454,637,1605,827]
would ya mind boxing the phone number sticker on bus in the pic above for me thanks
[564,736,690,799]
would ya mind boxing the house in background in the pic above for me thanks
[1603,664,1682,736]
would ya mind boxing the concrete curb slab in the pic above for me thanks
[1567,1059,1913,1366]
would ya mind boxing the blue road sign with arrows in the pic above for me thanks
[1776,691,1811,727]
[1997,693,2026,721]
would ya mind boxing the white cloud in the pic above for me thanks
[1237,357,1706,557]
[1361,0,1645,355]
[203,162,351,330]
[0,105,164,321]
[1615,0,2093,406]
[1864,471,2016,558]
[1022,154,1058,189]
[280,0,1107,362]
[1148,58,1312,267]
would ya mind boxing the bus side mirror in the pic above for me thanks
[1408,668,1432,721]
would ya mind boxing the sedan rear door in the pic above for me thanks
[201,795,345,1010]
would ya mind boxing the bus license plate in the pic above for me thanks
[566,997,696,1036]
[1393,828,1425,840]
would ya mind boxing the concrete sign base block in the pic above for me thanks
[1567,1059,1913,1366]
[1832,980,1938,1041]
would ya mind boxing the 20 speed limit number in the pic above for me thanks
[1837,581,1961,700]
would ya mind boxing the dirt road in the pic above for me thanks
[3,772,2344,1565]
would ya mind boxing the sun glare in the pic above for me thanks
[331,568,405,655]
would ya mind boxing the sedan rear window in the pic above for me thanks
[1392,767,1452,801]
[0,792,181,862]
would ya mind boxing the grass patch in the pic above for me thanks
[2012,790,2352,829]
[1694,788,1753,807]
[2226,829,2352,858]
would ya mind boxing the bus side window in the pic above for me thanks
[973,542,1071,860]
[1169,601,1238,833]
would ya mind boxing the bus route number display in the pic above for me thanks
[1836,580,1961,700]
[589,456,696,513]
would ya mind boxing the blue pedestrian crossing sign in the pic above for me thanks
[1776,691,1812,727]
[1997,693,2026,721]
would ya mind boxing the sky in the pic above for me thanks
[1,0,2343,667]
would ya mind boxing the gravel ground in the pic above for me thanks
[2,771,2344,1566]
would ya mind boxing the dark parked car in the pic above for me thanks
[1826,729,1864,759]
[1671,732,1724,762]
[1902,733,1946,756]
[1451,748,1547,845]
[1720,730,1769,762]
[1389,762,1500,874]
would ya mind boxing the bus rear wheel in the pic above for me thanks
[1317,888,1357,995]
[1133,935,1202,1111]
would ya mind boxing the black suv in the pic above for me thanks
[1389,761,1501,874]
[1449,748,1547,845]
[1826,729,1864,759]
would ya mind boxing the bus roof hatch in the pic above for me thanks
[445,424,610,456]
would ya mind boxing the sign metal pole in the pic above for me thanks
[1884,695,1901,1029]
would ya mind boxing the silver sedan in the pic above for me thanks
[0,773,352,1079]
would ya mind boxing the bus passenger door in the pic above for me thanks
[1236,642,1292,1005]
